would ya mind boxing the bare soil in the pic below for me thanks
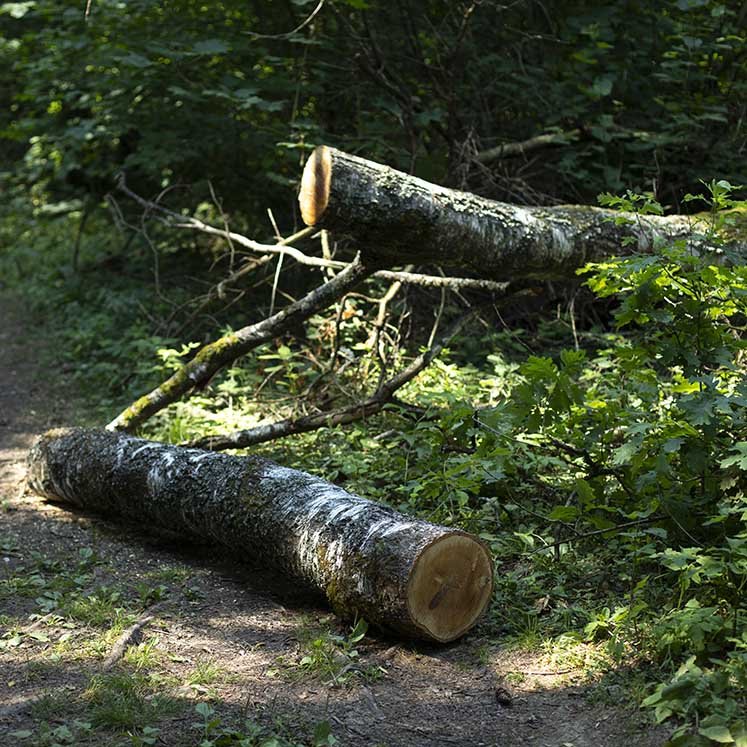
[0,293,668,746]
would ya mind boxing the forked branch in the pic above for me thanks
[115,177,509,292]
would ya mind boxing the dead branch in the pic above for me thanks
[475,130,581,164]
[106,256,375,432]
[375,270,508,292]
[102,603,164,670]
[116,177,510,292]
[173,254,274,335]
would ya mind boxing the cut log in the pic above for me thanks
[299,146,739,280]
[27,428,494,643]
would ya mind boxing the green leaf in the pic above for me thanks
[641,689,662,707]
[117,53,152,68]
[195,702,214,719]
[520,356,557,381]
[574,478,597,506]
[721,443,747,471]
[348,618,368,643]
[698,725,734,743]
[0,1,33,17]
[548,506,579,522]
[611,441,637,466]
[588,76,614,97]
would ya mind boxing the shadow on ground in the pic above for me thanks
[0,491,668,747]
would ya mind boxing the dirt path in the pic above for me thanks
[0,293,667,747]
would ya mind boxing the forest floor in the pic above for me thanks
[0,292,668,747]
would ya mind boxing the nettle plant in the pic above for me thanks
[494,182,747,744]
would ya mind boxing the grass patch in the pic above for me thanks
[123,638,162,671]
[273,617,382,687]
[65,587,128,627]
[84,672,181,730]
[143,566,193,586]
[185,658,225,687]
[29,690,80,723]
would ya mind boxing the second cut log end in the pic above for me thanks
[407,533,493,642]
[299,145,331,226]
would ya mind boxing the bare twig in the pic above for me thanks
[102,603,164,671]
[247,0,325,40]
[321,228,336,279]
[209,180,236,271]
[269,252,285,316]
[370,266,412,387]
[428,281,447,349]
[528,517,660,554]
[173,254,275,335]
[72,199,92,272]
[116,176,511,292]
[107,256,374,432]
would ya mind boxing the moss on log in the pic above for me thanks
[27,428,494,643]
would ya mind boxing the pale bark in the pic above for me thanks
[475,130,581,163]
[299,146,738,280]
[109,146,745,437]
[118,177,511,293]
[28,428,494,643]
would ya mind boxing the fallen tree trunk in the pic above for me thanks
[299,146,739,280]
[28,428,494,643]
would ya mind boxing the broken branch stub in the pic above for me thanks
[28,428,494,643]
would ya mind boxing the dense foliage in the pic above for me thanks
[2,1,747,745]
[2,0,746,213]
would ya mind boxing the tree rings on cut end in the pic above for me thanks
[299,145,331,226]
[407,533,493,642]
